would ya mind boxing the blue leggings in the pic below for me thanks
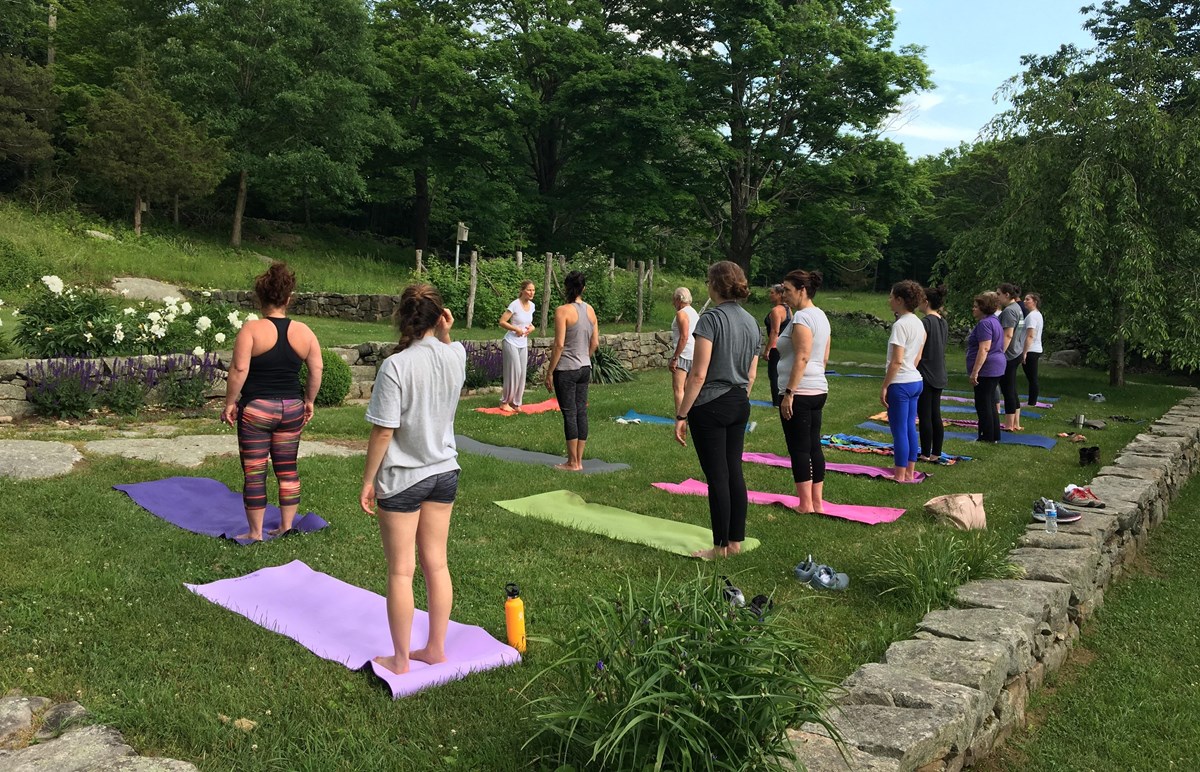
[887,381,923,468]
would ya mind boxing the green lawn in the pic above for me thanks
[986,474,1200,772]
[0,324,1190,770]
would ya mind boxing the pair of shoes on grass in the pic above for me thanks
[722,577,774,620]
[793,555,849,591]
[1032,498,1083,524]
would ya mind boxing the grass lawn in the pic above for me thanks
[984,473,1200,772]
[0,320,1192,770]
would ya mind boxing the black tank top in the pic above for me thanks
[239,317,303,405]
[765,304,790,337]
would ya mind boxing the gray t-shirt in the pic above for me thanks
[999,301,1025,360]
[918,314,948,389]
[692,301,761,408]
[777,306,830,394]
[365,336,466,498]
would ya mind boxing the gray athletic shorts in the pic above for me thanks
[377,470,459,513]
[676,357,692,373]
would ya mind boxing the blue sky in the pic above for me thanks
[887,1,1097,158]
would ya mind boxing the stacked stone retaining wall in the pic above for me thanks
[789,391,1200,772]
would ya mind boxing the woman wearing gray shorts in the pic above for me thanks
[669,286,700,416]
[360,284,465,676]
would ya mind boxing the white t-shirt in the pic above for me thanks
[886,313,926,384]
[777,306,831,394]
[671,305,700,360]
[1024,310,1044,354]
[503,299,535,348]
[365,337,466,498]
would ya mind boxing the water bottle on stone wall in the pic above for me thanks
[1045,500,1058,534]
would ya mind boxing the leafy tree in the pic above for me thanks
[0,54,57,177]
[161,0,376,245]
[640,0,930,273]
[938,8,1200,384]
[0,0,49,61]
[74,69,225,235]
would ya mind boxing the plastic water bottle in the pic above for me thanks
[504,583,527,654]
[1045,501,1058,534]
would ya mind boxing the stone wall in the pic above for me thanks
[192,289,403,323]
[788,391,1200,772]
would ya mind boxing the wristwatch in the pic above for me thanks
[675,415,688,421]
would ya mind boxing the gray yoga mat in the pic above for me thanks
[455,435,630,474]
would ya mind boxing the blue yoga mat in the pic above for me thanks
[823,433,972,463]
[620,410,755,433]
[941,405,1042,419]
[857,421,1057,449]
[826,370,881,378]
[750,399,775,408]
[943,389,1058,402]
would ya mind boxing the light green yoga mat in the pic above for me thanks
[494,490,761,557]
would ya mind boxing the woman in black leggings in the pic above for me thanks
[545,271,599,471]
[674,261,761,560]
[917,285,948,461]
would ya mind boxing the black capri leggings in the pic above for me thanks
[767,348,782,407]
[781,393,827,483]
[553,366,591,441]
[974,375,1002,443]
[688,389,751,547]
[1000,356,1021,415]
[1023,352,1041,406]
[917,384,944,458]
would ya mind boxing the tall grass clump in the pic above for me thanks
[866,528,1024,613]
[523,572,837,772]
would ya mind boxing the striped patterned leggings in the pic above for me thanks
[237,398,305,510]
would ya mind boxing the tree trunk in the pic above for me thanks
[1109,300,1126,386]
[231,169,248,247]
[133,192,143,237]
[173,193,180,226]
[47,5,56,67]
[413,166,430,252]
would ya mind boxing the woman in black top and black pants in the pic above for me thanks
[222,263,324,541]
[763,284,790,407]
[917,285,948,462]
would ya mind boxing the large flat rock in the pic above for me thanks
[841,663,988,748]
[0,725,134,770]
[799,704,962,770]
[916,608,1037,677]
[84,434,361,467]
[1008,546,1102,605]
[110,277,183,302]
[0,440,84,480]
[883,638,1011,702]
[786,728,901,772]
[955,579,1072,631]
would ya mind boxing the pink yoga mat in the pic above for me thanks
[653,478,906,525]
[475,397,559,416]
[741,452,928,483]
[186,560,521,698]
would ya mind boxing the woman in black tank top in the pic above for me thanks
[221,263,323,542]
[763,285,790,407]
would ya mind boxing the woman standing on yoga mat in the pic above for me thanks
[917,285,948,462]
[777,269,830,514]
[498,279,536,412]
[674,261,761,560]
[967,292,1006,443]
[545,270,600,471]
[762,284,790,407]
[221,262,323,542]
[360,284,466,676]
[669,286,700,417]
[880,280,926,482]
[1022,293,1044,407]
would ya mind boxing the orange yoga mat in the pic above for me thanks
[474,397,560,416]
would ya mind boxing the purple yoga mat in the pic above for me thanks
[114,477,328,545]
[186,560,521,698]
[742,452,928,483]
[653,478,906,525]
[942,395,1053,409]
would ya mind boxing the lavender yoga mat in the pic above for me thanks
[114,477,328,545]
[186,560,521,698]
[653,478,906,525]
[742,451,928,482]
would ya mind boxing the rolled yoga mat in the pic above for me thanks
[618,409,755,433]
[455,434,630,474]
[114,477,328,545]
[495,490,760,557]
[653,478,906,525]
[474,397,560,416]
[857,421,1058,449]
[186,560,520,698]
[741,451,928,482]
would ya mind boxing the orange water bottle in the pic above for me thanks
[504,583,527,654]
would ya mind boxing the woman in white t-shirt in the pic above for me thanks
[777,269,831,514]
[1022,292,1045,407]
[668,286,701,416]
[881,280,927,482]
[498,280,536,412]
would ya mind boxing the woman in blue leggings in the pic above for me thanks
[881,281,927,482]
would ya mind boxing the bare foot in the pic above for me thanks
[553,463,580,471]
[266,526,292,537]
[234,532,262,542]
[373,654,410,675]
[727,542,743,555]
[499,403,517,413]
[791,504,814,515]
[410,647,447,666]
[691,546,728,560]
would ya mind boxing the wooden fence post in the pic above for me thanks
[609,254,615,280]
[636,260,645,333]
[466,251,478,329]
[647,260,655,298]
[415,248,423,275]
[516,250,523,269]
[558,253,567,274]
[541,252,553,335]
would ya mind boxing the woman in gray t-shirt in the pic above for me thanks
[361,284,466,677]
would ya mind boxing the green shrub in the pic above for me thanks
[0,237,48,291]
[99,359,151,416]
[865,529,1023,613]
[301,348,352,407]
[156,354,223,409]
[590,345,633,384]
[524,572,837,772]
[425,257,532,330]
[24,358,104,419]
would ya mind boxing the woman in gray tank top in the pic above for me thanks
[545,270,599,470]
